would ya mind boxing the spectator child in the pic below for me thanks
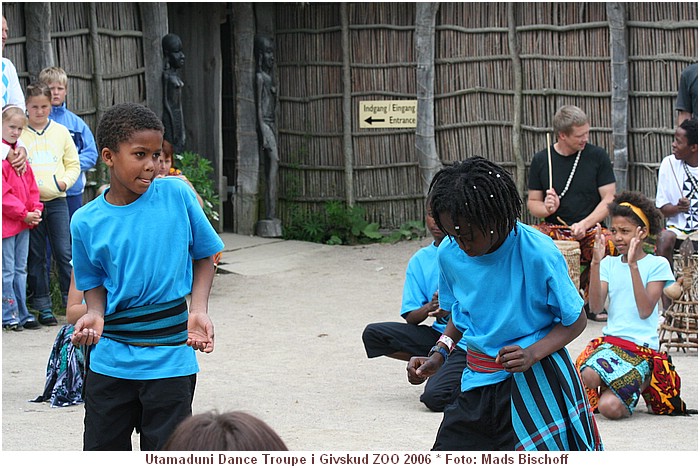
[22,83,80,326]
[39,66,98,218]
[2,105,43,331]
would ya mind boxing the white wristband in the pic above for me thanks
[438,334,455,353]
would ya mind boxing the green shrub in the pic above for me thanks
[283,201,424,245]
[176,151,221,225]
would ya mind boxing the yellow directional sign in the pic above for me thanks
[359,100,417,128]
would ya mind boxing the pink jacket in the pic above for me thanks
[2,159,43,238]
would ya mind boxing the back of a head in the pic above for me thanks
[96,102,164,154]
[163,411,288,451]
[553,105,589,137]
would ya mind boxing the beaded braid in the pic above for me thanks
[428,157,522,242]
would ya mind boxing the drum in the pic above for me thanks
[553,240,581,290]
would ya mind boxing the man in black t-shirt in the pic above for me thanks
[527,105,617,321]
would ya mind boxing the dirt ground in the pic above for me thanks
[2,233,697,461]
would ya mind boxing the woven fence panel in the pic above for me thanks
[276,2,424,228]
[50,3,96,131]
[276,3,344,224]
[627,2,698,197]
[435,2,513,166]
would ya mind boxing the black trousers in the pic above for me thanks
[83,370,196,450]
[363,322,465,412]
[432,378,516,451]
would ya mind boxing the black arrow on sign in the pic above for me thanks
[364,116,385,125]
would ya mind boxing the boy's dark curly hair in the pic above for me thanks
[608,191,664,236]
[679,117,697,146]
[96,103,164,152]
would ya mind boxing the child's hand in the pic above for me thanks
[627,226,645,266]
[24,210,42,226]
[407,355,441,384]
[8,147,27,175]
[71,313,104,346]
[428,308,449,320]
[187,312,215,353]
[495,345,535,373]
[591,223,606,264]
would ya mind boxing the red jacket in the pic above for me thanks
[2,159,43,238]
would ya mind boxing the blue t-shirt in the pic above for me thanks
[600,254,674,350]
[402,241,467,351]
[438,223,584,391]
[70,177,225,380]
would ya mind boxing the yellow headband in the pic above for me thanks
[619,202,650,231]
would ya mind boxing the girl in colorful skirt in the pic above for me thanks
[577,191,687,419]
[408,157,602,451]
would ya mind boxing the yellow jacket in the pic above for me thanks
[21,119,80,202]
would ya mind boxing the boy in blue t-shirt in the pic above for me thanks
[70,103,224,450]
[362,203,466,412]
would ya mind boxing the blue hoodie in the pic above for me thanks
[49,103,98,196]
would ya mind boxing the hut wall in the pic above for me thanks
[3,2,698,232]
[275,2,697,230]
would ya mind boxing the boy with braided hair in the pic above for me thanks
[408,157,601,451]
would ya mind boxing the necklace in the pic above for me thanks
[558,150,582,198]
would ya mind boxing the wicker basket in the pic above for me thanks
[553,240,581,291]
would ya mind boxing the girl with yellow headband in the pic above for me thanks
[575,191,689,419]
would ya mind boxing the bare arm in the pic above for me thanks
[627,227,664,319]
[404,291,439,325]
[588,224,609,313]
[66,269,87,325]
[568,182,616,239]
[678,110,692,126]
[186,256,217,353]
[659,199,691,218]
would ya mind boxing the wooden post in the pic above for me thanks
[232,2,259,235]
[607,2,629,192]
[508,2,525,196]
[341,4,355,207]
[88,3,105,124]
[139,3,169,115]
[24,2,54,81]
[414,2,442,197]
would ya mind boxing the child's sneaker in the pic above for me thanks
[22,317,40,329]
[38,311,58,326]
[3,322,23,332]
